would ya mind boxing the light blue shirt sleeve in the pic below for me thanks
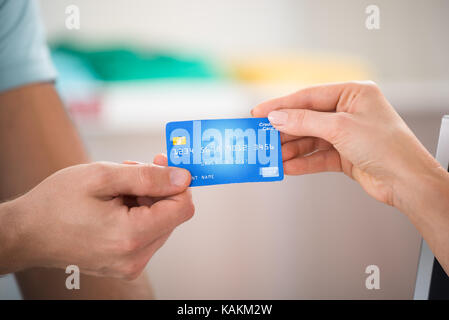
[0,0,57,92]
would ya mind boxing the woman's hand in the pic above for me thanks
[252,81,445,208]
[252,81,449,274]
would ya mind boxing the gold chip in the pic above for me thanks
[172,136,186,145]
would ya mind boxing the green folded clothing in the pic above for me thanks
[51,43,222,81]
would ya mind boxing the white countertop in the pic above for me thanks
[73,80,449,136]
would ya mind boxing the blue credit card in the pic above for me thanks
[165,118,284,186]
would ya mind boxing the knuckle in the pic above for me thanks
[123,238,141,253]
[334,112,352,128]
[343,80,379,94]
[292,109,307,128]
[364,83,380,93]
[123,271,140,281]
[115,232,142,254]
[137,165,156,191]
[335,112,351,131]
[89,162,112,186]
[341,81,361,91]
[165,193,195,227]
[120,262,142,281]
[359,80,380,94]
[183,200,195,221]
[328,113,352,141]
[178,192,195,221]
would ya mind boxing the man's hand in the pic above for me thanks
[1,161,194,280]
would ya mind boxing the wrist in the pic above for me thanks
[394,163,449,222]
[0,197,32,274]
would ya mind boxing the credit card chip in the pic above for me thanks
[172,136,187,145]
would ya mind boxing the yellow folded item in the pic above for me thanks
[231,53,372,84]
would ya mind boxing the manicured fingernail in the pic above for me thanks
[170,169,190,186]
[268,111,288,125]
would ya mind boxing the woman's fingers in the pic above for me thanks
[280,132,303,144]
[252,82,355,117]
[268,108,343,143]
[282,137,332,161]
[283,149,342,175]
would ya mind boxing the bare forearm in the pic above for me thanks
[0,83,153,299]
[395,165,449,274]
[0,83,82,275]
[0,83,88,198]
[0,200,24,275]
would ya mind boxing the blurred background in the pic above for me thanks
[1,0,449,299]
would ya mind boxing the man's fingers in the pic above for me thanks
[130,190,194,238]
[284,149,342,175]
[153,153,168,166]
[123,160,143,165]
[136,196,156,207]
[91,162,191,197]
[282,137,332,161]
[119,156,169,204]
[268,108,344,143]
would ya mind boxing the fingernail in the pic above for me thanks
[170,169,190,187]
[268,111,288,125]
[250,108,254,116]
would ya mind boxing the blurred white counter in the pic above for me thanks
[73,80,449,137]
